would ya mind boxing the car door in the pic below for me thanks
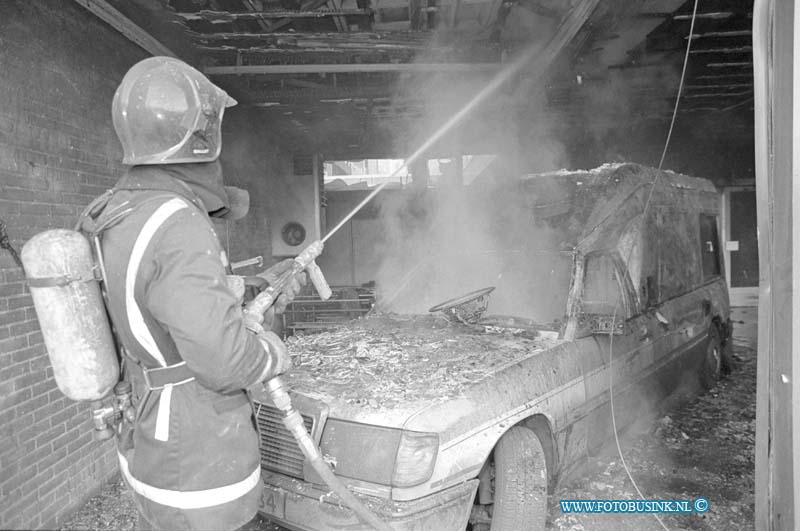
[643,210,716,398]
[573,251,665,454]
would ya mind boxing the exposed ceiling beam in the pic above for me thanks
[242,87,515,106]
[205,62,501,74]
[696,73,754,80]
[177,9,372,21]
[73,0,178,58]
[327,0,350,33]
[197,41,427,52]
[283,78,336,90]
[587,1,685,72]
[689,46,753,54]
[707,61,753,68]
[683,91,752,99]
[526,1,561,19]
[191,30,430,45]
[717,97,754,112]
[687,30,752,40]
[271,0,331,32]
[242,0,273,32]
[673,11,733,20]
[483,0,505,31]
[448,0,460,28]
[684,83,753,90]
[637,10,737,20]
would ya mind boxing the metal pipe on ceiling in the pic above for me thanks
[204,62,500,74]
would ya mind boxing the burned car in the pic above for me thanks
[249,163,732,531]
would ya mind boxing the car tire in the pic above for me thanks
[720,320,735,374]
[700,325,722,389]
[490,427,548,531]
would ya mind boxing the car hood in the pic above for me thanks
[281,313,563,427]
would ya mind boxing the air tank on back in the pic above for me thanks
[21,229,119,401]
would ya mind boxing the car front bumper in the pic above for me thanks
[258,472,479,531]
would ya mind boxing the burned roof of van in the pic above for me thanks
[518,163,718,250]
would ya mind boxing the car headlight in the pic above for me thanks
[318,419,439,488]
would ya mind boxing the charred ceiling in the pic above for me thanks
[91,0,754,162]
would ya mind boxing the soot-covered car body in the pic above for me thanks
[248,163,732,531]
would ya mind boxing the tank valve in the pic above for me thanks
[91,381,136,440]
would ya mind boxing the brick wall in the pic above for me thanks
[0,2,146,529]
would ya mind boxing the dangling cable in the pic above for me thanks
[607,312,669,531]
[607,2,699,530]
[658,0,699,171]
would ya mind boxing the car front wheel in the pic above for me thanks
[470,426,548,531]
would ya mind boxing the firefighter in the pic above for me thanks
[99,56,303,530]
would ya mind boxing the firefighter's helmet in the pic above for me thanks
[112,57,237,165]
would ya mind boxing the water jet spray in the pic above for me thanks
[255,2,602,529]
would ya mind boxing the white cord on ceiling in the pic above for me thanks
[658,0,700,171]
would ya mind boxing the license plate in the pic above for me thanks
[260,486,286,519]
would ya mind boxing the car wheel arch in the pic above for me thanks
[520,415,558,491]
[476,414,558,491]
[470,417,555,530]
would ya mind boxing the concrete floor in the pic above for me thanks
[730,305,758,350]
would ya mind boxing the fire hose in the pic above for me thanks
[264,377,392,531]
[244,241,393,531]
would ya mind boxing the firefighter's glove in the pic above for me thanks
[259,259,307,314]
[226,275,270,302]
[253,328,292,381]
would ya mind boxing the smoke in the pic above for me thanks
[373,178,573,324]
[566,64,684,167]
[362,13,588,320]
[382,6,573,174]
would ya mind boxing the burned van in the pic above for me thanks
[248,163,732,531]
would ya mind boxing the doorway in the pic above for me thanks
[722,187,759,306]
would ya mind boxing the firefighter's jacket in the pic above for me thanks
[98,164,273,531]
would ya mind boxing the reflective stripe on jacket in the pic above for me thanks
[99,165,271,531]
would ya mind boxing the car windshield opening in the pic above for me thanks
[381,249,573,326]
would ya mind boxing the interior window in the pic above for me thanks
[699,214,722,280]
[582,254,625,317]
[617,216,644,308]
[655,207,699,301]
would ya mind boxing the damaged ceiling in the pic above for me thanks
[83,0,754,161]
